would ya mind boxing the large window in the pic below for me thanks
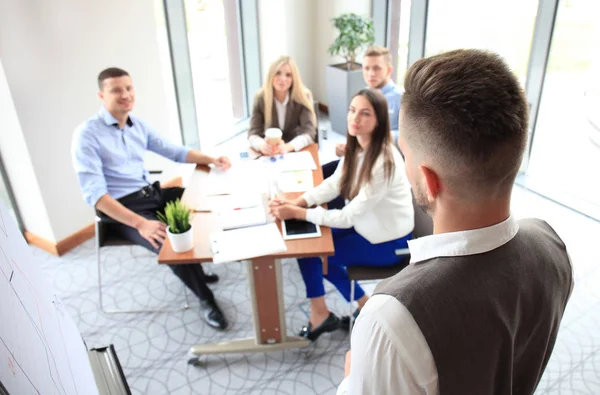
[524,0,600,219]
[388,0,599,220]
[396,0,412,86]
[154,0,260,150]
[425,0,539,84]
[184,0,245,149]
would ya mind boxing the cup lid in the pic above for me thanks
[265,128,282,138]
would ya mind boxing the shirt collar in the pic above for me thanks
[379,80,396,94]
[407,215,519,264]
[364,80,396,93]
[99,105,134,128]
[275,93,290,107]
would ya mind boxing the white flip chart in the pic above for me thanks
[0,201,99,395]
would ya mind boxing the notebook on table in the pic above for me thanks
[209,223,287,264]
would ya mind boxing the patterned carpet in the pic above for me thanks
[33,185,600,395]
[35,242,355,394]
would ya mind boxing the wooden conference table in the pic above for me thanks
[157,144,334,356]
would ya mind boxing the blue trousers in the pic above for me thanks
[297,228,412,302]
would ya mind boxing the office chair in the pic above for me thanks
[347,197,433,331]
[313,100,330,147]
[95,211,190,314]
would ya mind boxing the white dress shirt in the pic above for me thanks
[303,146,413,244]
[337,216,523,395]
[248,93,313,152]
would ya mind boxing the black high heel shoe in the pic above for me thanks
[299,313,340,341]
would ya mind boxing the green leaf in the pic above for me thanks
[156,199,192,234]
[328,13,375,67]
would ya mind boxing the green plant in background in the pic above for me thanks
[328,13,375,70]
[157,199,192,234]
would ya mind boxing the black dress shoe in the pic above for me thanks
[204,272,219,284]
[340,309,361,331]
[201,300,228,330]
[299,313,340,341]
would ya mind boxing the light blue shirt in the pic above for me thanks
[72,106,190,207]
[380,80,402,141]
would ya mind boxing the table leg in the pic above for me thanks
[321,256,328,275]
[188,257,309,356]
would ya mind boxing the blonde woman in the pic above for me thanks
[248,56,316,155]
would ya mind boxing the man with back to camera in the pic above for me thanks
[323,45,402,209]
[72,67,231,330]
[337,49,574,394]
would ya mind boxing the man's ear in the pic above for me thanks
[97,91,104,100]
[386,65,394,78]
[419,164,441,203]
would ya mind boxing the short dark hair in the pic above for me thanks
[401,49,528,198]
[97,67,129,90]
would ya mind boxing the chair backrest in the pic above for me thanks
[95,210,134,248]
[313,100,320,146]
[411,196,433,239]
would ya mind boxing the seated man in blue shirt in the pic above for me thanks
[72,67,231,330]
[323,45,403,209]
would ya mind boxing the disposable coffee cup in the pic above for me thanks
[265,128,283,146]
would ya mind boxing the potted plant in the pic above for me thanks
[326,13,375,134]
[157,199,194,253]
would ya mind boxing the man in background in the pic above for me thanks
[72,67,231,330]
[338,49,573,394]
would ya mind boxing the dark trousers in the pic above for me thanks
[322,160,345,210]
[106,184,215,303]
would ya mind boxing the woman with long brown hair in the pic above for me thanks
[270,89,414,341]
[248,56,316,156]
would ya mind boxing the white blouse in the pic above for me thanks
[302,145,414,244]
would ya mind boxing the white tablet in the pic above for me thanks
[281,219,322,240]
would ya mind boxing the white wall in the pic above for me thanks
[0,0,176,241]
[258,0,316,92]
[313,0,372,105]
[0,60,55,241]
[258,0,371,104]
[257,0,371,106]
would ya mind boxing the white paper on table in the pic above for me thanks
[209,223,287,264]
[196,193,263,212]
[261,151,317,172]
[204,161,269,196]
[0,201,100,395]
[277,170,314,192]
[217,205,268,230]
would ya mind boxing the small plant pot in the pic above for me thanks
[167,225,194,253]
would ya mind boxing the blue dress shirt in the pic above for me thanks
[72,106,190,207]
[379,80,402,142]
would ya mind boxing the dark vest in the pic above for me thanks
[374,218,572,395]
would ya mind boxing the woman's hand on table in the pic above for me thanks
[268,197,307,208]
[269,203,306,221]
[259,142,275,156]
